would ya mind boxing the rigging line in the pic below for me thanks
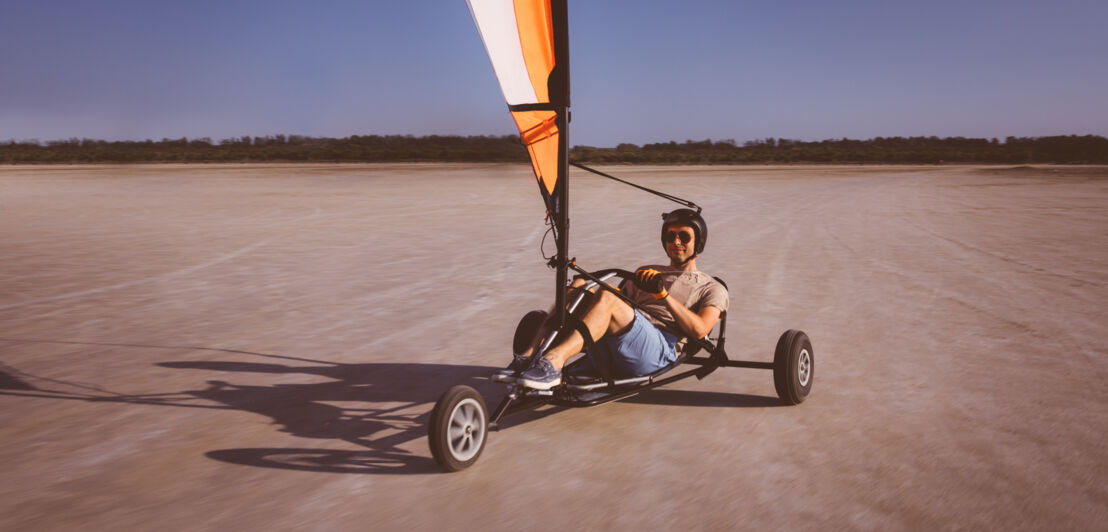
[540,220,556,261]
[570,162,702,212]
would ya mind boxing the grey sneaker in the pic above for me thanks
[517,358,562,390]
[508,354,531,373]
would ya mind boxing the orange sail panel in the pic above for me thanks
[467,0,561,200]
[512,109,558,195]
[513,0,555,104]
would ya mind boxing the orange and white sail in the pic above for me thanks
[466,0,568,209]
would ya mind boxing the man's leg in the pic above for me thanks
[541,287,636,370]
[518,278,597,359]
[516,284,636,390]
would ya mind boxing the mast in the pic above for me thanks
[551,0,570,328]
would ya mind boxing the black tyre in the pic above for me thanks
[512,310,549,356]
[773,330,813,405]
[428,385,488,472]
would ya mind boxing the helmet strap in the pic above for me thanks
[673,253,697,267]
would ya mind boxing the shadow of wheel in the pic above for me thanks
[206,448,438,475]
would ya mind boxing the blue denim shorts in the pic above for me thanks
[584,310,679,378]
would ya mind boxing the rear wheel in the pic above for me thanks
[428,385,488,472]
[512,310,549,357]
[773,330,813,405]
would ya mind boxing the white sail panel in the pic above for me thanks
[466,0,539,105]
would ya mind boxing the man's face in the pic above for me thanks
[663,224,696,264]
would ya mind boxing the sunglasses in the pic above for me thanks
[664,230,693,244]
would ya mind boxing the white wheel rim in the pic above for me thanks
[446,398,485,462]
[797,349,811,387]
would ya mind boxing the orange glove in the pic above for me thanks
[634,268,668,299]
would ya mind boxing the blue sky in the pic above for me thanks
[2,0,1106,147]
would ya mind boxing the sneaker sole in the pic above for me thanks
[517,376,561,390]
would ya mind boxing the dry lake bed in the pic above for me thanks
[1,163,1105,530]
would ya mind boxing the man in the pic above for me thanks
[516,209,729,390]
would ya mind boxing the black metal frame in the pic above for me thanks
[479,2,779,432]
[487,266,773,431]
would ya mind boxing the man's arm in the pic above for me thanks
[660,295,721,340]
[631,267,723,339]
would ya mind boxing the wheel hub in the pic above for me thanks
[446,398,486,462]
[798,349,811,387]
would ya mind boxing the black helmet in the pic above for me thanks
[661,209,707,255]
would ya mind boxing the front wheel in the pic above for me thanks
[428,385,488,472]
[773,330,813,405]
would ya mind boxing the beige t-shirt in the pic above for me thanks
[622,265,729,336]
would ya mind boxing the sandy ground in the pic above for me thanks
[1,163,1105,530]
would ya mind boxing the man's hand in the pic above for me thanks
[633,268,668,300]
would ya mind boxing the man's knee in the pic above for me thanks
[594,288,635,332]
[593,286,625,307]
[567,282,630,323]
[569,288,600,321]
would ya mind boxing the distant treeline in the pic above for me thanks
[0,135,528,164]
[576,135,1108,164]
[2,134,1106,164]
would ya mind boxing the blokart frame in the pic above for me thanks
[428,264,814,472]
[435,0,814,473]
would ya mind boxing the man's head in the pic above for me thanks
[660,209,707,266]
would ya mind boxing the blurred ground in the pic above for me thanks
[1,163,1106,530]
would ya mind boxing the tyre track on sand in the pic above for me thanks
[0,237,280,312]
[892,183,1106,371]
[447,221,549,323]
[756,176,889,304]
[0,208,337,312]
[344,221,550,356]
[899,210,1096,288]
[823,176,1107,382]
